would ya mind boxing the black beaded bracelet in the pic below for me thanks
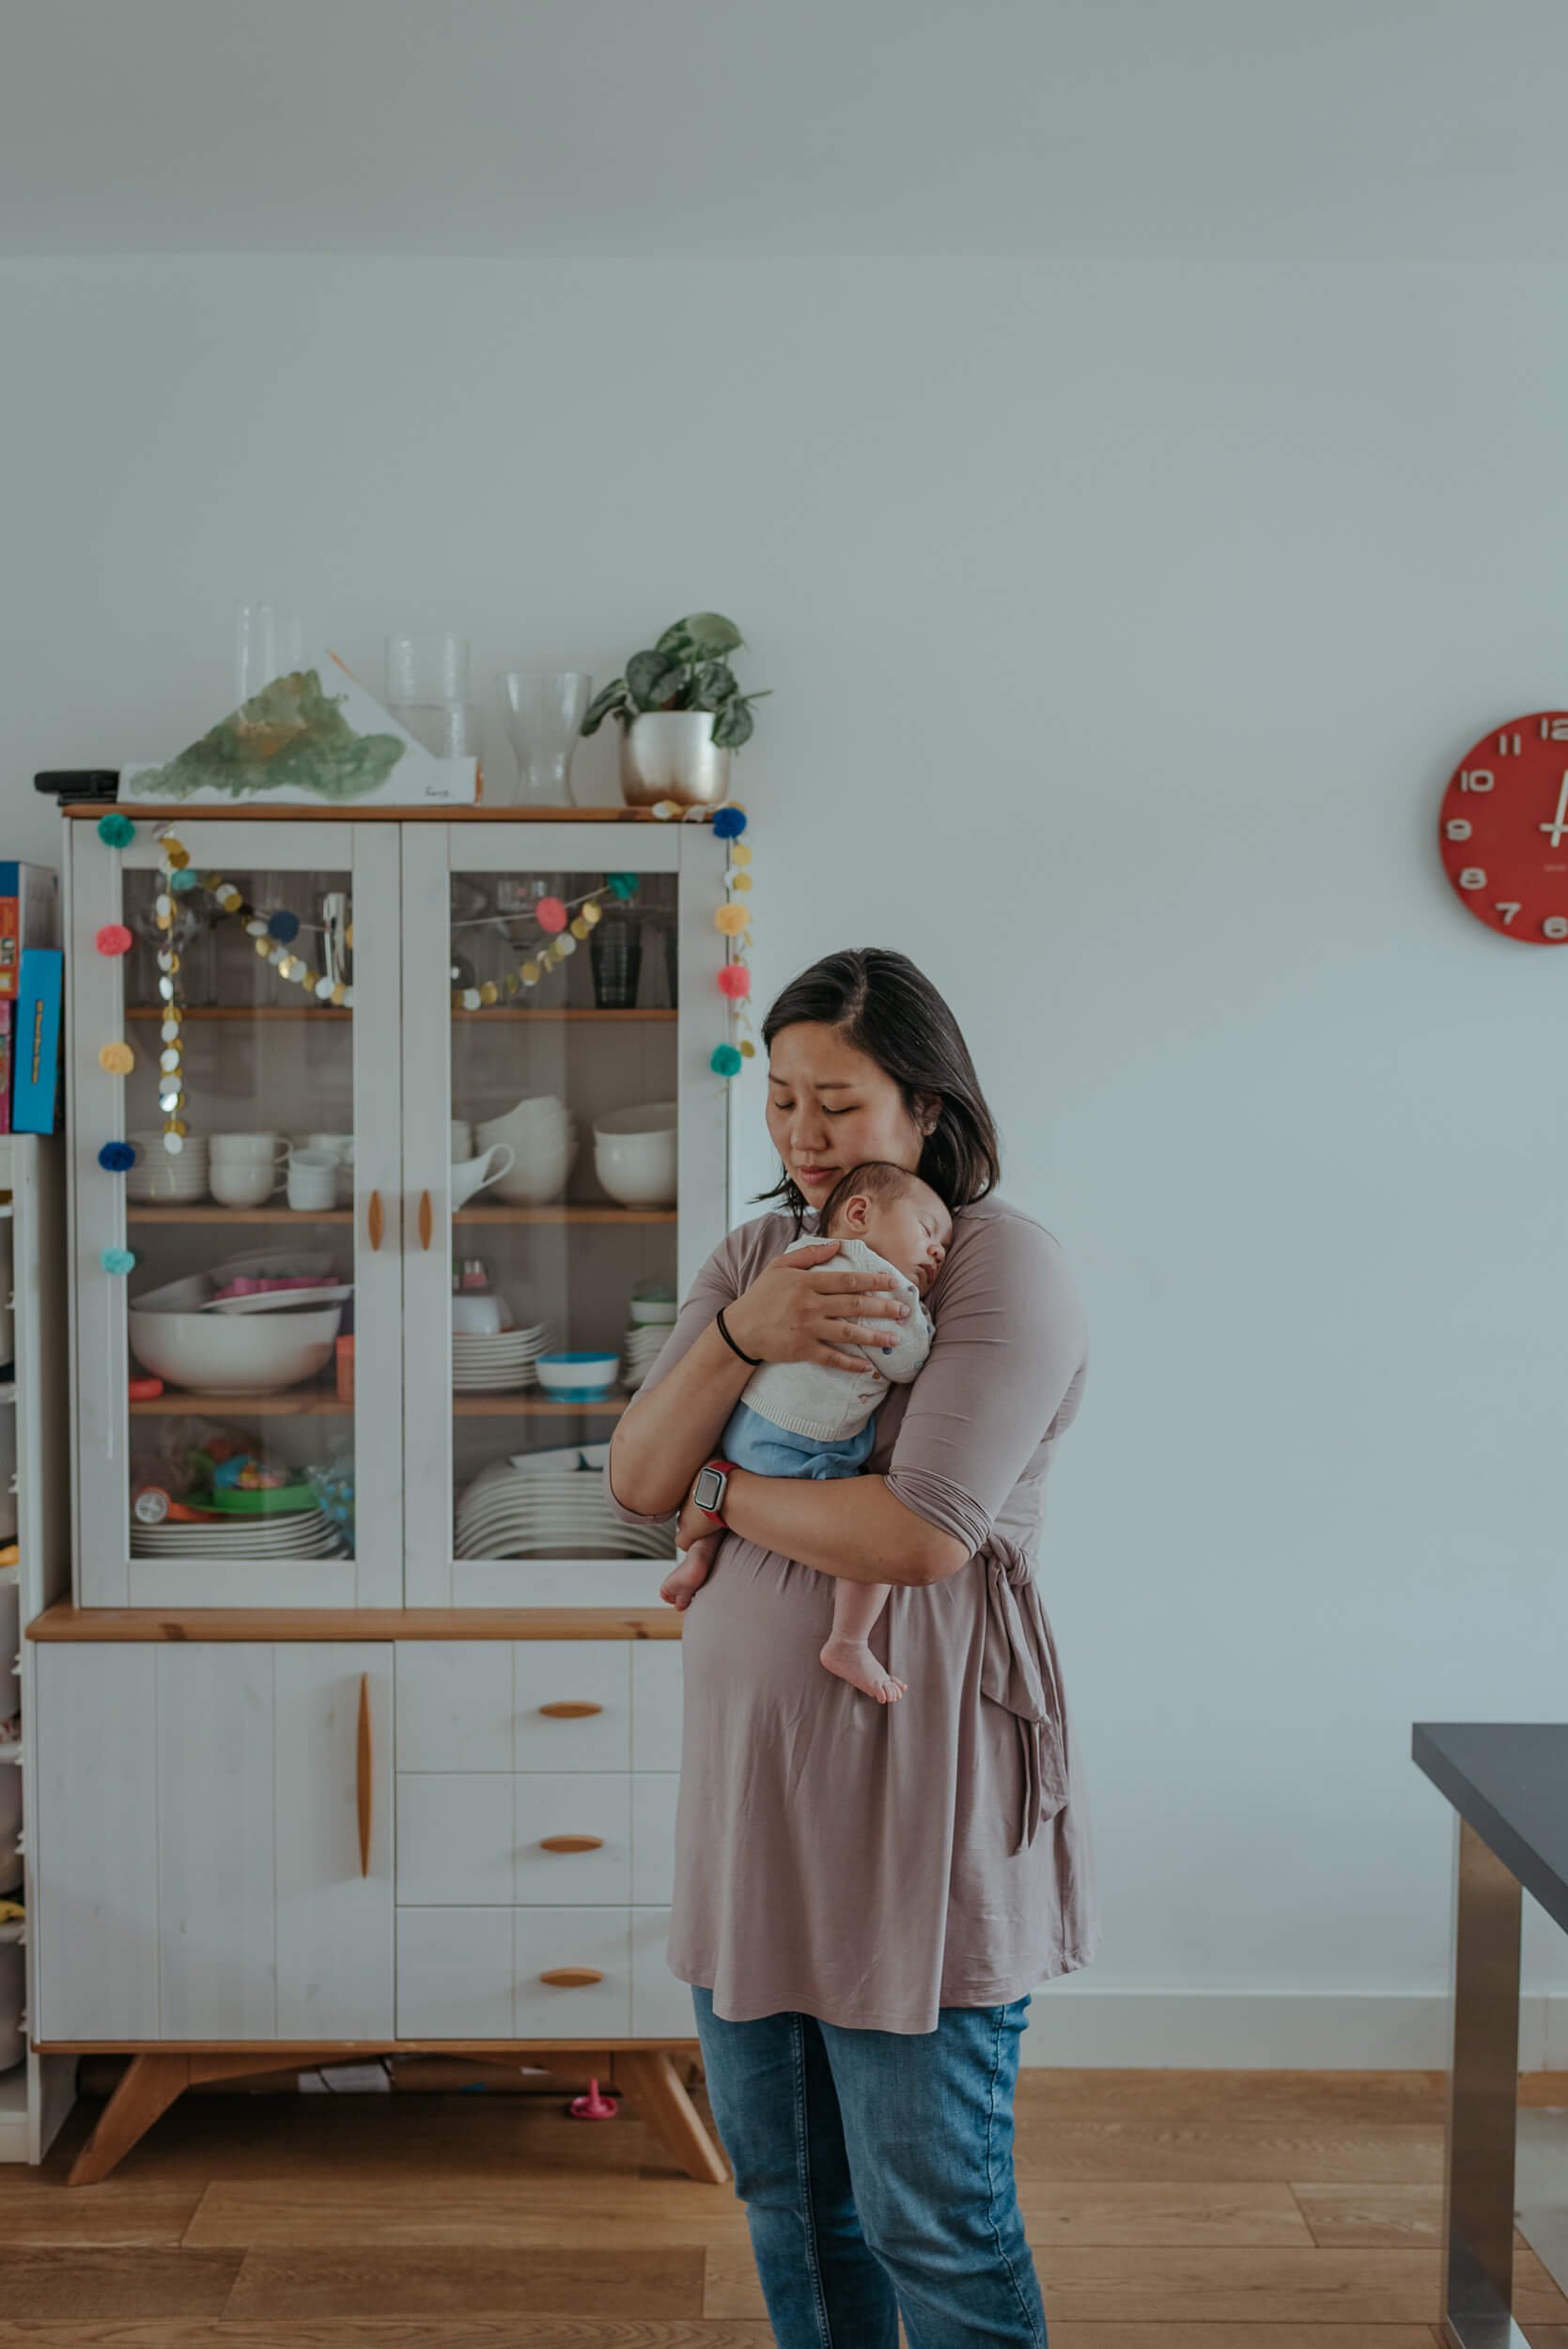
[715,1306,763,1367]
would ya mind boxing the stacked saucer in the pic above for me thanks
[622,1281,677,1392]
[621,1325,670,1392]
[452,1320,552,1392]
[126,1132,209,1205]
[454,1458,675,1561]
[131,1507,346,1561]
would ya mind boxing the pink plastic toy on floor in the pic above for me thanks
[567,2076,618,2121]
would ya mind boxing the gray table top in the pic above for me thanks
[1413,1723,1568,1937]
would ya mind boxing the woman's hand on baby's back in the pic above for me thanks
[725,1240,911,1375]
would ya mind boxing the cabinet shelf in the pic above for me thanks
[126,1006,676,1024]
[455,1206,676,1225]
[128,1388,633,1418]
[126,1206,354,1224]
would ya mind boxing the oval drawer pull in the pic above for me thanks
[539,1966,604,1987]
[538,1701,602,1719]
[539,1833,604,1853]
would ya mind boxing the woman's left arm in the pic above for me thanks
[678,1214,1089,1588]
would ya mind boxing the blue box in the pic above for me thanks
[12,949,62,1134]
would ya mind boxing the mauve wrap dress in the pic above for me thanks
[605,1195,1100,2034]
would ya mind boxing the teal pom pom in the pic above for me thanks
[97,812,135,848]
[606,873,639,901]
[170,868,198,893]
[710,1044,743,1079]
[101,1247,137,1275]
[712,806,747,840]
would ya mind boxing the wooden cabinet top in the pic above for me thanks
[27,1604,682,1643]
[66,804,687,824]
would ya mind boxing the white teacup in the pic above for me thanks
[210,1161,285,1208]
[210,1132,287,1168]
[287,1147,338,1213]
[450,1143,516,1209]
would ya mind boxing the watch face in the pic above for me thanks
[1439,714,1568,942]
[693,1467,723,1512]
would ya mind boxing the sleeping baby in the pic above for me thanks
[660,1159,952,1702]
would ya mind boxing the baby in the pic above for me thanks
[660,1159,952,1703]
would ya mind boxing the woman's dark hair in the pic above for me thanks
[757,948,1001,1231]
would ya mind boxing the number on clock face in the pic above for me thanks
[1438,714,1568,943]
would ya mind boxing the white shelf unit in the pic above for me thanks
[2,1135,73,2163]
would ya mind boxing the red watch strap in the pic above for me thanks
[699,1457,737,1522]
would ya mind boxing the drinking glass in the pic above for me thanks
[502,670,592,807]
[589,910,644,1009]
[236,604,303,706]
[386,634,469,703]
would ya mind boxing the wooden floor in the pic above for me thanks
[0,2066,1564,2344]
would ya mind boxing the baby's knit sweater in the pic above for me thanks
[737,1235,934,1442]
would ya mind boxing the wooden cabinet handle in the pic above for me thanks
[418,1190,433,1251]
[366,1190,384,1252]
[539,1967,603,1987]
[356,1673,373,1877]
[538,1701,602,1719]
[539,1834,604,1853]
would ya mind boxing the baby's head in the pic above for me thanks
[818,1161,953,1298]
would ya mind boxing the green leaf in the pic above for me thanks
[580,678,628,738]
[626,649,687,710]
[680,612,743,658]
[710,698,754,750]
[655,621,693,657]
[692,660,737,709]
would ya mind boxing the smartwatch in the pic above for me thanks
[692,1458,737,1524]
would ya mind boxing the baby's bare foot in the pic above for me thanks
[819,1636,908,1703]
[660,1540,715,1610]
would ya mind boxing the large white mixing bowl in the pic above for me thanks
[593,1100,677,1207]
[128,1304,342,1394]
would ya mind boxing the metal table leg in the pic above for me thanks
[1441,1812,1529,2348]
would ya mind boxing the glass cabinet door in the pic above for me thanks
[70,818,403,1608]
[401,820,730,1605]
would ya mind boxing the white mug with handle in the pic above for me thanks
[450,1143,516,1209]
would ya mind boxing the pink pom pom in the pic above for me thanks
[96,923,133,957]
[536,896,567,935]
[717,962,752,1001]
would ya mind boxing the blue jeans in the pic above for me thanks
[721,1397,877,1482]
[691,1984,1047,2348]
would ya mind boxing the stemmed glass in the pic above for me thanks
[502,671,592,806]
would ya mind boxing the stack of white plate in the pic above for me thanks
[131,1507,346,1561]
[452,1321,552,1392]
[621,1325,671,1392]
[454,1460,675,1561]
[126,1133,209,1205]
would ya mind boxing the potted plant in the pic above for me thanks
[580,612,768,807]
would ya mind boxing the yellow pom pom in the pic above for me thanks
[98,1041,135,1075]
[715,904,749,937]
[731,872,753,893]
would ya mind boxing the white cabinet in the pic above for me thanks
[65,812,733,1612]
[34,1643,393,2042]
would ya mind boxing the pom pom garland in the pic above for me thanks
[267,910,301,943]
[100,1247,137,1275]
[98,1041,135,1075]
[97,812,135,848]
[714,904,749,938]
[98,1141,136,1172]
[95,924,132,957]
[717,962,752,1000]
[536,897,568,935]
[710,1044,743,1078]
[712,805,748,839]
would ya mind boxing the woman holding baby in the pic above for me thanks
[607,946,1098,2349]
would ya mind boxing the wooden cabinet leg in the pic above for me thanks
[616,2047,730,2186]
[68,2053,191,2186]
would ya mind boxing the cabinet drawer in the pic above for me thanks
[631,1642,682,1772]
[396,1772,516,1907]
[512,1644,630,1770]
[396,1643,514,1771]
[629,1774,678,1907]
[630,1906,695,2038]
[514,1774,630,1905]
[512,1906,631,2038]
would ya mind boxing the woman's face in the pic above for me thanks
[766,1022,933,1213]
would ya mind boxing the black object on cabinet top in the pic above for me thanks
[1413,1722,1568,1937]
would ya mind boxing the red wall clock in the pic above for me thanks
[1439,713,1568,943]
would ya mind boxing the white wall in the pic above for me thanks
[5,256,1565,2058]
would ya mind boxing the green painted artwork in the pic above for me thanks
[132,669,408,802]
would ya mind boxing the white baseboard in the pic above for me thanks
[1019,1985,1568,2071]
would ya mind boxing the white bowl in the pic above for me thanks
[475,1097,573,1154]
[536,1350,621,1398]
[628,1295,678,1326]
[127,1304,342,1394]
[593,1104,677,1208]
[490,1136,579,1206]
